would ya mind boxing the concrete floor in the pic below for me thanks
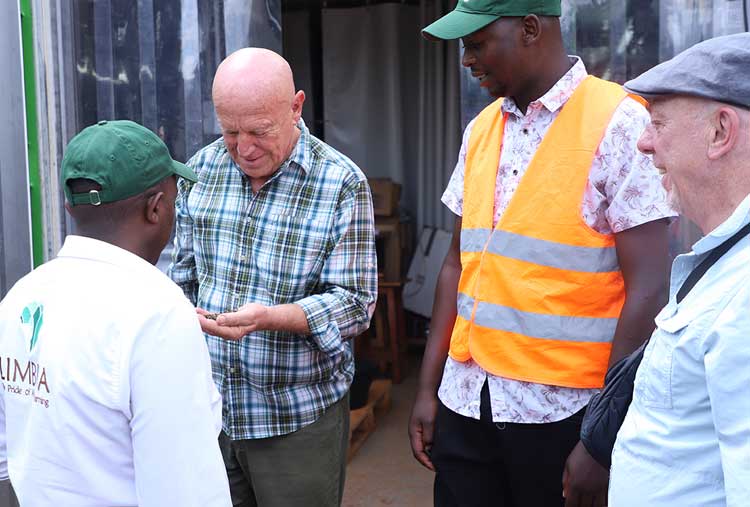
[342,371,434,507]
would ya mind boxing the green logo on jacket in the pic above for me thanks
[20,302,44,352]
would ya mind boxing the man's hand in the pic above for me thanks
[196,304,269,340]
[408,390,439,471]
[562,440,609,507]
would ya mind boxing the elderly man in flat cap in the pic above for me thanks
[609,32,750,507]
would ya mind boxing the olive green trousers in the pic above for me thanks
[218,393,350,507]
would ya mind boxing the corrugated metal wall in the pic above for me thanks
[0,0,33,299]
[14,0,283,273]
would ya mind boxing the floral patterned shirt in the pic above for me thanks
[439,58,676,423]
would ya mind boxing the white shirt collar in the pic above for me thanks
[57,235,162,277]
[692,193,750,255]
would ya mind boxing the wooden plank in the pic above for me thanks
[349,405,373,439]
[348,409,376,461]
[347,379,392,462]
[369,379,392,416]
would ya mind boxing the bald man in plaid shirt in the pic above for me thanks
[169,48,377,507]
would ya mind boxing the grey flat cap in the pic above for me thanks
[624,32,750,108]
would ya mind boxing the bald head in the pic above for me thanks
[212,48,296,114]
[211,48,306,190]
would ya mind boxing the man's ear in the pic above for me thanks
[292,90,306,123]
[520,14,542,46]
[144,191,165,225]
[707,106,740,160]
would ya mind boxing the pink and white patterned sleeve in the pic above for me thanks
[589,97,677,234]
[440,119,477,217]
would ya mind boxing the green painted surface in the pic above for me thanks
[20,0,44,267]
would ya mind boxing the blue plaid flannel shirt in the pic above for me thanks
[169,120,377,439]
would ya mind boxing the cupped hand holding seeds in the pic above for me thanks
[196,304,269,341]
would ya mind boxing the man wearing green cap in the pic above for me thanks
[0,120,231,506]
[409,1,675,506]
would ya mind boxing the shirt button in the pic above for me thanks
[522,128,529,135]
[229,367,237,374]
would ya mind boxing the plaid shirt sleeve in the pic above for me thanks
[168,163,199,305]
[296,178,378,353]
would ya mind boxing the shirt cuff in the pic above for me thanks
[296,295,342,354]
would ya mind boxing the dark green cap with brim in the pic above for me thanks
[423,0,561,40]
[61,119,197,206]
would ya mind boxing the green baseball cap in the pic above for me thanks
[422,0,561,40]
[61,119,197,206]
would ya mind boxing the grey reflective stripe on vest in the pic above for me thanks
[456,293,616,343]
[457,292,475,321]
[461,229,491,253]
[461,228,619,273]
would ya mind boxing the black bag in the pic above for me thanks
[580,221,750,469]
[580,340,646,468]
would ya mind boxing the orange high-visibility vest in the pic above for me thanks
[451,76,633,389]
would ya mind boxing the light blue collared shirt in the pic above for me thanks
[610,196,750,507]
